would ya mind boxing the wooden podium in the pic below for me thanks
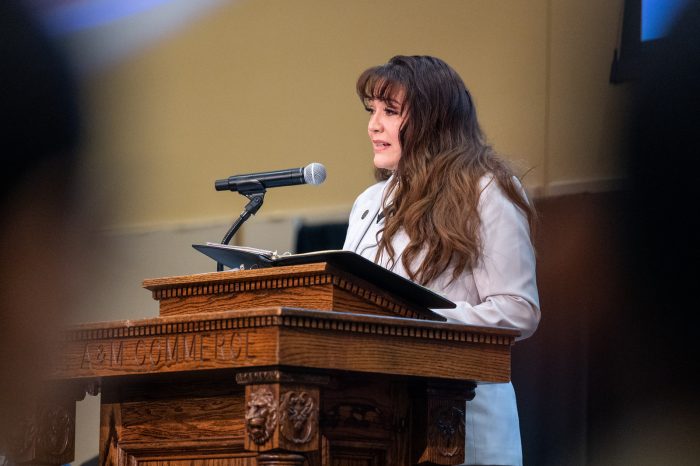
[23,262,518,466]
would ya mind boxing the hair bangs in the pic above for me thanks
[356,66,404,106]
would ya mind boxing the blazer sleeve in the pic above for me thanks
[434,178,541,340]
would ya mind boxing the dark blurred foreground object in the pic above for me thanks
[0,0,84,461]
[610,0,695,83]
[623,0,700,396]
[0,0,81,199]
[511,5,700,465]
[589,2,700,465]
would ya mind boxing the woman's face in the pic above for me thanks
[365,96,406,171]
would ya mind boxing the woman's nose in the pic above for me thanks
[368,114,382,133]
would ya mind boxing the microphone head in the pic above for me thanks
[303,162,327,185]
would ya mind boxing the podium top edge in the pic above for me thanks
[60,306,521,338]
[142,262,332,290]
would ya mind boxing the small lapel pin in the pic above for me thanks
[361,210,369,219]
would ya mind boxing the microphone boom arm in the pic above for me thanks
[216,180,266,272]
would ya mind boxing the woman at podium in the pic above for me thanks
[343,55,540,466]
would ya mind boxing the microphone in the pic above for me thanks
[215,163,327,192]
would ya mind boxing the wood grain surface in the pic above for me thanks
[48,266,520,466]
[143,264,444,321]
[52,308,515,382]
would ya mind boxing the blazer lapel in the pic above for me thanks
[345,196,381,252]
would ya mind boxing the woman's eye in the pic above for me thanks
[364,106,375,114]
[385,108,398,115]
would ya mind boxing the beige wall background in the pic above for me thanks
[80,0,628,230]
[70,0,630,463]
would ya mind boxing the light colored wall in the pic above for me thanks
[71,0,629,463]
[546,0,631,194]
[81,0,560,230]
[80,0,629,229]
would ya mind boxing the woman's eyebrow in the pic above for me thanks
[363,96,402,109]
[384,98,403,108]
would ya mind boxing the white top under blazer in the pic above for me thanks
[343,175,540,466]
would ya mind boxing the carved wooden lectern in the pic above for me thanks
[26,262,518,466]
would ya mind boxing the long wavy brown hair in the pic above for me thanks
[356,55,536,286]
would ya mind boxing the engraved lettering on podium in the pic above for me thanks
[215,331,257,361]
[280,391,316,445]
[134,339,147,366]
[81,344,107,368]
[77,330,257,372]
[111,341,123,366]
[245,387,278,445]
[149,338,162,366]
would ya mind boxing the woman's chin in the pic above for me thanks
[373,153,399,171]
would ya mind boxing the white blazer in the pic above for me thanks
[343,176,540,466]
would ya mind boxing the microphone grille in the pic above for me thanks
[303,163,327,185]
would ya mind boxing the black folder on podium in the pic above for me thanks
[192,242,455,312]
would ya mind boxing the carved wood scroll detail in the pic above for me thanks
[245,387,278,445]
[432,405,465,459]
[239,372,322,452]
[5,403,74,464]
[37,405,72,455]
[85,380,101,397]
[280,391,317,445]
[418,383,474,465]
[418,400,466,465]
